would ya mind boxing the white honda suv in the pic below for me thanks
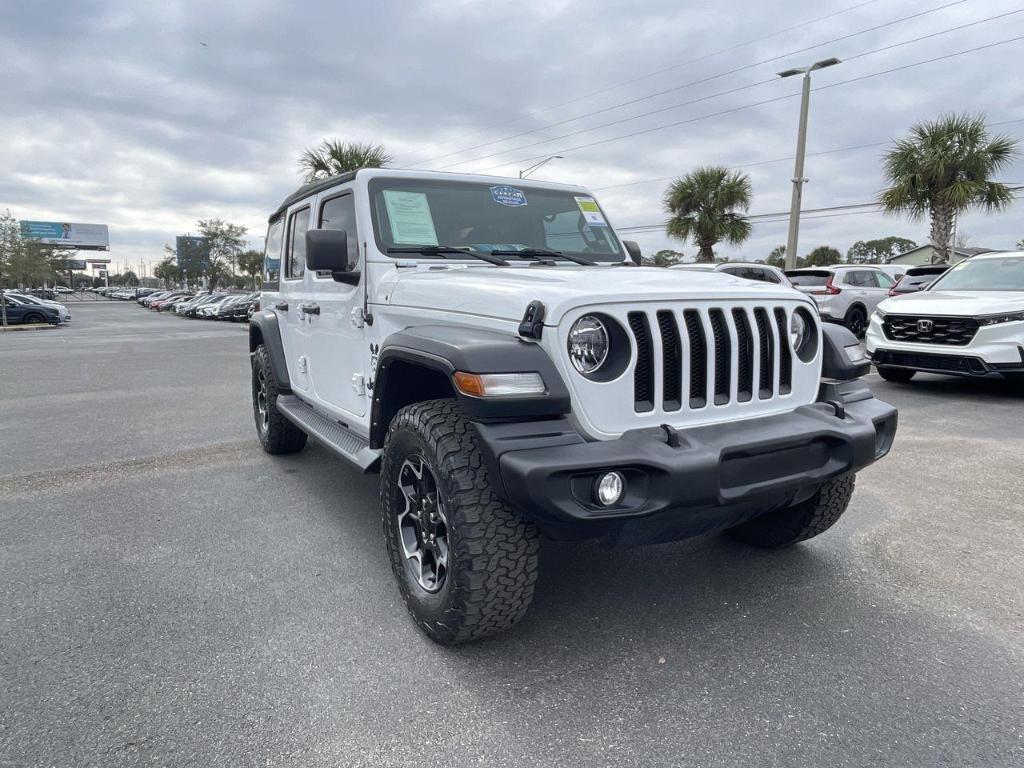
[867,251,1024,383]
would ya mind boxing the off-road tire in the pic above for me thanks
[727,474,856,549]
[380,399,540,645]
[876,366,915,383]
[844,306,867,338]
[251,344,307,455]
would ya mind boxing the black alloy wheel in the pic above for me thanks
[394,455,449,592]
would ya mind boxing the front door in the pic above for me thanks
[306,190,367,418]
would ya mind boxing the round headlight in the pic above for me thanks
[789,311,807,351]
[568,315,609,375]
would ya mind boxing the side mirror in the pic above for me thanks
[623,240,642,265]
[306,229,360,285]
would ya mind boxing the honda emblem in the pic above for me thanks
[917,319,934,333]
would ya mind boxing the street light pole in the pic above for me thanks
[778,57,840,271]
[519,155,563,179]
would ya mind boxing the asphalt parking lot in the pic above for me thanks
[2,301,1022,767]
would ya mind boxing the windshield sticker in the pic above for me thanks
[575,196,607,226]
[383,190,439,246]
[490,185,528,207]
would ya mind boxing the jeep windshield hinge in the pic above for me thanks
[518,300,545,340]
[361,240,373,326]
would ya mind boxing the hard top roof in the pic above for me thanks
[268,168,591,223]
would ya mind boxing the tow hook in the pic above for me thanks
[660,423,681,447]
[824,400,846,419]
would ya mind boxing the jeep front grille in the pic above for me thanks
[626,305,796,413]
[882,315,979,346]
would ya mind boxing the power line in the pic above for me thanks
[616,190,1024,233]
[467,34,1024,175]
[419,0,971,169]
[398,0,884,166]
[593,117,1024,192]
[594,142,890,191]
[440,5,1018,173]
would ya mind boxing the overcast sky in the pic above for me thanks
[3,0,1023,270]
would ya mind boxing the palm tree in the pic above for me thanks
[298,139,393,182]
[879,114,1018,263]
[664,167,752,263]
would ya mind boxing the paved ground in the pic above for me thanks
[1,302,1021,767]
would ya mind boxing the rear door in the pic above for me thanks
[279,206,313,393]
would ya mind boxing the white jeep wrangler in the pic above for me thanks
[250,169,898,644]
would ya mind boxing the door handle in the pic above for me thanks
[299,302,321,316]
[274,301,289,312]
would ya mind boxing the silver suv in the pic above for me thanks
[671,262,791,286]
[786,266,896,337]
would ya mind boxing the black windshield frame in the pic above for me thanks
[368,178,624,262]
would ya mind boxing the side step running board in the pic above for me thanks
[276,395,380,472]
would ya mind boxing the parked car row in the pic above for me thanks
[137,289,260,322]
[0,291,72,325]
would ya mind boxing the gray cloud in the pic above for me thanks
[2,0,1022,269]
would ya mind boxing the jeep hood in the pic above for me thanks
[384,265,808,323]
[879,290,1024,317]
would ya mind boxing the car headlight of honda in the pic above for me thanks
[977,311,1024,326]
[568,315,610,375]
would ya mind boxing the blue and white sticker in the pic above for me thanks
[490,185,528,207]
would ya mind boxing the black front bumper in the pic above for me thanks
[474,382,897,544]
[871,348,1024,378]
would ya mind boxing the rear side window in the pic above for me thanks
[744,267,781,284]
[285,207,311,280]
[319,193,359,272]
[264,219,283,289]
[873,272,895,288]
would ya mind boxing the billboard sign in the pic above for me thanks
[176,235,211,272]
[19,221,110,251]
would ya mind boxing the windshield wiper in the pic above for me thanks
[489,248,596,266]
[386,245,508,266]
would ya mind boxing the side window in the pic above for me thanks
[746,267,773,283]
[874,272,895,288]
[285,207,311,280]
[845,270,867,287]
[319,193,359,272]
[263,219,283,289]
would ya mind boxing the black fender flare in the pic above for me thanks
[369,325,571,448]
[249,309,291,391]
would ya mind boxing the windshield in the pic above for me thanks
[369,178,623,262]
[928,256,1024,291]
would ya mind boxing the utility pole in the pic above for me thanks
[778,57,840,271]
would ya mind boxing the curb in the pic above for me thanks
[0,323,58,332]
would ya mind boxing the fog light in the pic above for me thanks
[594,471,625,506]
